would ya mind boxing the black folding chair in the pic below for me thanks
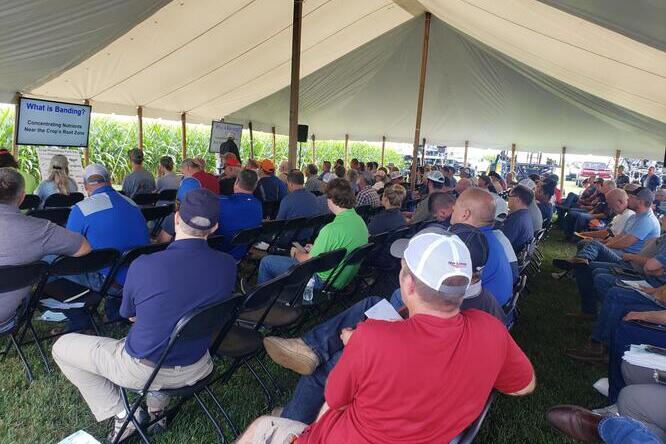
[43,192,84,208]
[261,200,279,220]
[19,194,40,210]
[450,392,496,444]
[302,213,335,242]
[141,204,174,237]
[269,217,309,253]
[27,207,71,226]
[355,204,372,223]
[207,235,226,251]
[156,189,177,203]
[0,262,49,384]
[33,249,120,337]
[504,275,527,330]
[113,295,244,444]
[133,193,159,207]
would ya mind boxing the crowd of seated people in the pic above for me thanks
[0,152,560,442]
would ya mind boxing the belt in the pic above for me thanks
[139,358,176,369]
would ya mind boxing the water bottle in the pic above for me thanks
[303,276,316,303]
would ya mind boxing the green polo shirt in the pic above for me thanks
[310,208,368,289]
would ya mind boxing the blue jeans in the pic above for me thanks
[257,254,324,289]
[576,241,624,263]
[599,416,664,444]
[575,262,618,315]
[282,296,382,423]
[608,321,666,402]
[63,273,122,331]
[564,211,592,238]
[591,287,663,345]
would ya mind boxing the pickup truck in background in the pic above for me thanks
[576,161,612,186]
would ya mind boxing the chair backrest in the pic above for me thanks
[321,243,375,292]
[43,192,84,208]
[261,200,279,220]
[305,213,335,241]
[141,204,174,222]
[449,392,495,444]
[355,204,372,221]
[27,207,71,226]
[241,271,294,314]
[283,248,347,305]
[156,189,177,202]
[148,295,245,389]
[206,234,226,250]
[230,225,263,246]
[504,274,527,315]
[0,262,49,293]
[133,193,159,206]
[48,248,120,277]
[116,243,169,269]
[19,194,41,211]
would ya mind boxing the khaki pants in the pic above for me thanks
[250,416,307,444]
[52,333,213,421]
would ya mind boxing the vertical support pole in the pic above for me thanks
[421,137,426,166]
[614,149,621,177]
[510,143,516,173]
[180,112,187,161]
[344,134,349,165]
[560,146,566,191]
[137,106,144,151]
[248,121,254,159]
[271,126,277,164]
[311,134,316,164]
[287,0,303,170]
[463,140,469,167]
[12,93,21,159]
[83,99,90,166]
[410,12,431,191]
[381,136,386,167]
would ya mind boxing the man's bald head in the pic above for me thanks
[451,188,496,227]
[455,178,473,194]
[606,188,628,213]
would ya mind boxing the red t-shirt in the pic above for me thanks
[296,310,533,444]
[193,171,220,195]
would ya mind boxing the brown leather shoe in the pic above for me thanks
[546,405,602,442]
[566,341,608,363]
[263,337,320,375]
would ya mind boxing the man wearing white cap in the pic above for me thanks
[237,231,535,444]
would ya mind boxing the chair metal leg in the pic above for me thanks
[27,322,52,373]
[10,334,34,384]
[242,359,274,409]
[194,392,227,444]
[254,355,284,397]
[204,386,240,438]
[89,313,102,336]
[115,388,151,444]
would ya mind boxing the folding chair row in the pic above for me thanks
[27,207,71,227]
[132,189,177,207]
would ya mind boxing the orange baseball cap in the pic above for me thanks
[260,159,275,173]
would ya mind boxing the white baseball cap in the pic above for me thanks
[389,171,403,181]
[519,178,536,191]
[83,163,110,184]
[390,232,472,295]
[426,170,445,183]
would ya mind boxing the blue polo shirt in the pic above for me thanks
[500,208,534,253]
[217,192,263,260]
[66,185,149,283]
[120,239,236,366]
[479,225,514,306]
[255,175,287,203]
[623,209,661,254]
[276,188,318,220]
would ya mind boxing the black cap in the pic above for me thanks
[450,224,488,271]
[179,188,220,230]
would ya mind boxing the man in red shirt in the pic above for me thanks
[181,158,219,194]
[237,232,536,444]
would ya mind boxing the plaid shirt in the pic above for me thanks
[356,185,381,208]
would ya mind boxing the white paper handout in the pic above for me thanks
[618,280,664,307]
[364,299,403,322]
[40,298,85,310]
[57,430,102,444]
[40,311,68,322]
[623,344,666,372]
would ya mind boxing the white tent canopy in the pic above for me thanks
[1,0,664,156]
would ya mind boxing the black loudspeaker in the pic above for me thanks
[298,124,309,143]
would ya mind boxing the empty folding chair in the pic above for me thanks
[112,295,244,444]
[19,194,40,211]
[43,192,84,208]
[141,204,174,237]
[27,207,71,226]
[132,193,159,207]
[0,262,49,384]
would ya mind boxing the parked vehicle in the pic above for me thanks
[576,161,612,186]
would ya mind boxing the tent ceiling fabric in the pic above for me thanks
[536,0,666,51]
[29,0,412,123]
[227,16,666,158]
[0,0,171,103]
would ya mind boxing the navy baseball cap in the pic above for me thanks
[178,188,219,230]
[450,224,488,272]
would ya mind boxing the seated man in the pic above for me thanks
[256,178,368,291]
[0,168,90,325]
[536,179,555,224]
[156,155,181,193]
[181,158,219,195]
[304,164,323,194]
[355,172,380,208]
[241,231,535,443]
[255,159,287,219]
[367,184,407,235]
[121,148,156,198]
[217,169,263,260]
[409,170,449,224]
[455,188,515,305]
[500,184,535,253]
[275,169,319,245]
[554,188,660,317]
[518,179,543,232]
[64,164,150,330]
[218,155,241,196]
[570,188,634,241]
[454,177,473,195]
[426,189,456,229]
[562,179,615,240]
[53,189,237,443]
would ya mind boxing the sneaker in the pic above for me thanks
[592,404,619,417]
[553,257,589,271]
[263,337,320,375]
[551,271,568,280]
[106,408,149,444]
[147,410,168,435]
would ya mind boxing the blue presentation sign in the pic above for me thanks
[16,97,92,147]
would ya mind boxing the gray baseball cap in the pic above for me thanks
[83,163,110,184]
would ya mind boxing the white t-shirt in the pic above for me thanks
[611,208,636,235]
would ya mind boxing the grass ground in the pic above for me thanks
[0,230,608,444]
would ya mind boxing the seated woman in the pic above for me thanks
[35,154,78,205]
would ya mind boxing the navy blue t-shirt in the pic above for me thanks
[217,192,263,260]
[276,188,319,220]
[367,208,406,235]
[538,202,554,222]
[500,208,534,253]
[120,239,236,366]
[255,175,287,203]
